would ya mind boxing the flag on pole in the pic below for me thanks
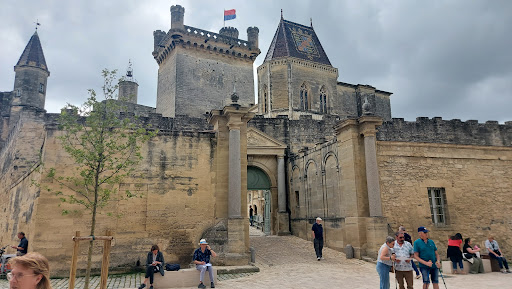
[224,9,236,21]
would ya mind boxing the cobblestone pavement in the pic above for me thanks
[1,227,511,288]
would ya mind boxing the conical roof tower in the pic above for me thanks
[12,30,50,110]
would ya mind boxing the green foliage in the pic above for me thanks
[44,69,156,215]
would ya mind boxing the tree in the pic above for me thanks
[43,69,156,289]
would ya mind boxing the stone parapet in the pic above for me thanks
[378,117,512,146]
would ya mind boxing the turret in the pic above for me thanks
[153,30,166,54]
[247,27,259,49]
[219,27,239,39]
[170,5,185,30]
[118,60,138,104]
[12,31,50,110]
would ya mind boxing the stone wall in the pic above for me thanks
[257,59,338,116]
[28,128,220,275]
[248,115,339,153]
[157,45,255,118]
[378,117,512,146]
[378,141,512,260]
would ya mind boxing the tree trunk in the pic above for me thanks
[84,167,100,289]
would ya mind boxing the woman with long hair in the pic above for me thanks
[447,233,466,274]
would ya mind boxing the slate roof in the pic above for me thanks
[264,18,331,66]
[16,31,49,72]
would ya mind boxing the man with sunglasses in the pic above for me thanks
[394,232,415,289]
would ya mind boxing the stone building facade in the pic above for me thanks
[1,5,511,276]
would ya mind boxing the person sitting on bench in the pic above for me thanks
[193,239,217,288]
[139,244,165,289]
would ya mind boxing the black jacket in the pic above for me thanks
[146,251,165,275]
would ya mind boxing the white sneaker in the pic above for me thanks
[317,257,321,261]
[501,269,507,273]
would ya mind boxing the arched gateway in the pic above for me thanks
[246,127,289,235]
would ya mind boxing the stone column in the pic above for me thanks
[277,155,290,235]
[359,116,383,217]
[228,121,242,218]
[277,155,286,213]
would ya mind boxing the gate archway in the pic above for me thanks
[247,166,272,235]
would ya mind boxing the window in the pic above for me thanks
[39,83,45,93]
[263,85,268,113]
[16,89,21,97]
[319,86,327,113]
[295,191,300,207]
[428,187,448,226]
[300,83,309,111]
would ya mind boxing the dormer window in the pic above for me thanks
[39,83,45,93]
[16,89,21,97]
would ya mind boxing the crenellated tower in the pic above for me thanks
[153,5,260,118]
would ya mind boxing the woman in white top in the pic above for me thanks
[377,236,396,289]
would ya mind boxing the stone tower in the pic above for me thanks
[12,31,50,110]
[153,5,261,118]
[257,16,338,120]
[118,60,138,104]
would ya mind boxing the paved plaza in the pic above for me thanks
[1,227,511,288]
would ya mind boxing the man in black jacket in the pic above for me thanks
[139,244,165,289]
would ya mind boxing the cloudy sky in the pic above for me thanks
[1,0,511,123]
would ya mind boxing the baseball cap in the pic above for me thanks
[418,226,429,233]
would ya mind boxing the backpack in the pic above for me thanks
[165,263,180,271]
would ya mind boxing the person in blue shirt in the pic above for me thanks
[11,232,28,256]
[193,239,217,288]
[413,227,441,289]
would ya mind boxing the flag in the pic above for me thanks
[224,9,236,21]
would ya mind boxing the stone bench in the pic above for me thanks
[152,267,217,289]
[441,259,492,274]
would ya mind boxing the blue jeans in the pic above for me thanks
[420,267,439,284]
[489,253,509,269]
[412,261,420,275]
[376,262,391,289]
[451,259,463,270]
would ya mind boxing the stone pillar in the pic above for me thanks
[228,121,242,218]
[209,102,254,265]
[277,155,290,235]
[359,116,383,217]
[277,155,286,213]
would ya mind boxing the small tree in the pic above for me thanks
[44,69,156,289]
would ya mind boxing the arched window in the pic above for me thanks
[300,83,309,111]
[319,86,327,113]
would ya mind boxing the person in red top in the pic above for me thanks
[447,233,466,274]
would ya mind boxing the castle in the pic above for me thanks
[1,5,511,275]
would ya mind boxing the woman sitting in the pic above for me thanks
[463,238,484,274]
[138,244,165,289]
[376,236,396,289]
[8,252,53,289]
[447,233,466,274]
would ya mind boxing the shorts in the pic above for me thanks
[420,266,439,284]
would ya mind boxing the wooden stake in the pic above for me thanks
[68,231,80,289]
[99,230,112,289]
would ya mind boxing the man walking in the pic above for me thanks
[414,227,440,289]
[312,217,323,261]
[11,232,28,256]
[394,232,414,289]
